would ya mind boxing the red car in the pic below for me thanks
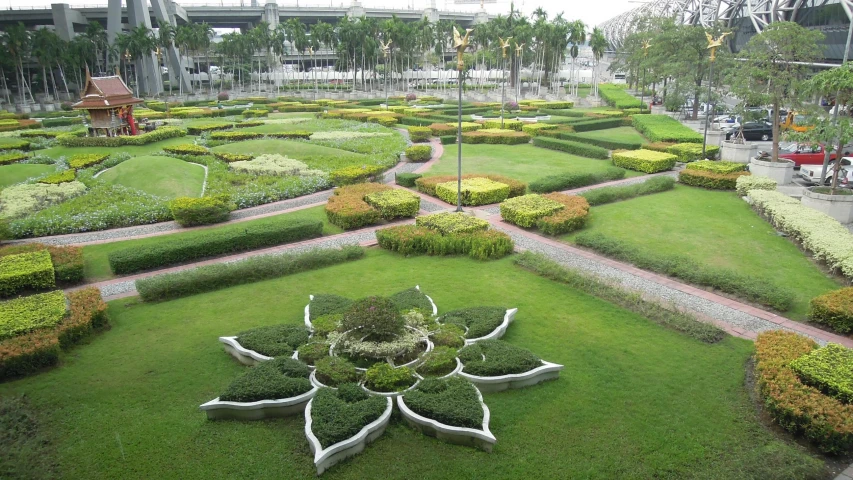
[779,143,851,166]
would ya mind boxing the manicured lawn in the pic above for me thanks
[0,164,54,188]
[212,139,367,171]
[82,205,341,282]
[39,136,197,159]
[572,126,648,144]
[425,143,641,184]
[561,185,843,320]
[0,249,823,478]
[241,123,314,134]
[267,112,316,119]
[98,155,206,199]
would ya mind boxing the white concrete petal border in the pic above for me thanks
[304,396,394,475]
[458,360,564,394]
[463,308,518,346]
[397,386,496,452]
[198,386,319,421]
[219,336,273,366]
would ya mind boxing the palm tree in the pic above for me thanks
[126,25,156,96]
[175,24,194,94]
[589,27,607,98]
[2,23,33,105]
[31,28,62,100]
[196,23,214,93]
[83,21,108,74]
[157,23,176,95]
[568,20,586,97]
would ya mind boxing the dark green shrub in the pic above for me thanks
[219,357,312,402]
[568,118,624,132]
[390,287,433,312]
[136,246,365,302]
[341,297,404,336]
[363,363,416,392]
[416,346,459,376]
[376,225,514,261]
[678,170,749,190]
[396,172,422,187]
[311,314,342,337]
[429,324,465,348]
[310,385,387,448]
[108,218,322,274]
[400,116,433,127]
[440,306,506,338]
[297,342,330,365]
[314,356,359,387]
[529,168,626,193]
[439,135,457,145]
[404,377,483,428]
[310,294,353,320]
[532,136,609,159]
[542,131,642,150]
[581,176,675,206]
[458,340,542,376]
[236,324,310,357]
[41,117,82,128]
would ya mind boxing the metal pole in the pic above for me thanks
[457,68,463,212]
[821,13,853,183]
[501,56,506,129]
[702,59,713,158]
[640,67,645,107]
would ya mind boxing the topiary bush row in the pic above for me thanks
[169,195,235,227]
[580,176,675,206]
[678,169,749,190]
[57,127,186,147]
[325,183,419,230]
[541,130,642,150]
[0,250,55,298]
[528,168,626,194]
[532,136,609,159]
[377,213,513,261]
[405,145,432,162]
[415,174,526,199]
[611,149,677,173]
[0,243,84,286]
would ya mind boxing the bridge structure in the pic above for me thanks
[598,0,852,65]
[0,0,489,95]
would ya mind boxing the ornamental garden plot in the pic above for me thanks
[202,285,562,474]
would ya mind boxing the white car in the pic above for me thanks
[798,157,853,187]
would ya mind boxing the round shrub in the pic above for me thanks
[237,324,310,357]
[169,194,235,227]
[341,296,404,337]
[314,356,359,387]
[405,93,417,102]
[363,363,416,392]
[217,91,229,101]
[405,145,432,162]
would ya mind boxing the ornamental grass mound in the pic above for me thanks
[754,331,853,454]
[435,178,510,206]
[403,377,484,429]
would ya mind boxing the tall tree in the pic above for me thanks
[589,27,607,97]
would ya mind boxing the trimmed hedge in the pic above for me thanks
[500,194,564,228]
[440,306,505,338]
[532,136,609,159]
[529,168,626,194]
[376,224,513,261]
[581,176,675,206]
[415,212,488,234]
[598,84,644,109]
[666,143,720,162]
[405,145,432,162]
[219,357,312,403]
[329,164,386,186]
[395,172,422,187]
[755,331,853,454]
[0,244,84,285]
[736,175,777,197]
[403,377,484,428]
[186,123,233,135]
[483,119,523,131]
[574,232,794,311]
[408,126,431,143]
[632,115,703,143]
[56,287,109,348]
[521,123,559,136]
[213,152,253,163]
[108,218,323,274]
[537,193,590,235]
[310,384,388,448]
[209,131,263,141]
[435,178,510,206]
[325,183,389,229]
[458,340,542,376]
[136,246,365,302]
[169,195,235,227]
[0,250,55,297]
[568,118,625,132]
[57,127,186,147]
[0,291,66,340]
[38,170,76,185]
[364,189,421,219]
[542,130,642,150]
[68,153,109,169]
[790,343,853,404]
[685,160,747,174]
[0,152,29,165]
[236,324,310,357]
[429,123,456,136]
[515,251,725,343]
[461,129,531,145]
[163,144,209,156]
[0,139,30,151]
[611,149,677,173]
[416,174,526,198]
[809,288,853,333]
[678,169,749,190]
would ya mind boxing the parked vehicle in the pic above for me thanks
[779,143,851,166]
[724,121,774,141]
[798,157,853,186]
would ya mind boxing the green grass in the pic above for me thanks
[572,126,648,145]
[267,112,316,119]
[562,185,843,320]
[211,139,368,171]
[0,249,825,479]
[97,155,206,199]
[425,143,641,184]
[39,136,197,160]
[0,164,54,188]
[81,205,341,282]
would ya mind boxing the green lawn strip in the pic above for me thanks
[211,139,368,171]
[426,143,641,185]
[561,185,842,320]
[572,126,648,145]
[39,136,197,159]
[82,205,341,282]
[97,156,206,199]
[0,249,823,478]
[0,164,54,188]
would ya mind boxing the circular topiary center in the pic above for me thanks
[340,296,405,338]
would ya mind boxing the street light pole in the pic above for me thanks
[499,37,511,129]
[702,31,730,158]
[381,40,392,110]
[515,43,524,105]
[453,27,473,213]
[639,40,650,108]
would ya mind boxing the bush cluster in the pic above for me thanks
[186,123,233,135]
[790,343,853,403]
[0,139,30,151]
[213,152,254,163]
[0,152,29,165]
[0,291,66,340]
[461,129,531,145]
[429,123,456,136]
[68,153,110,169]
[537,193,591,235]
[328,164,386,186]
[611,149,677,173]
[229,155,322,177]
[0,250,55,297]
[529,168,626,193]
[169,195,235,227]
[581,176,675,206]
[500,194,564,228]
[405,145,432,162]
[297,342,330,365]
[309,294,354,321]
[532,136,609,159]
[376,224,513,260]
[404,377,483,428]
[108,218,322,274]
[415,346,458,377]
[483,119,523,131]
[341,296,405,336]
[364,363,416,392]
[237,324,310,357]
[809,288,853,333]
[219,357,312,403]
[415,174,526,198]
[735,175,777,197]
[435,178,510,206]
[310,384,388,448]
[754,331,853,454]
[414,212,488,234]
[209,131,263,141]
[364,189,421,219]
[0,181,88,219]
[57,127,186,147]
[395,172,422,187]
[678,169,749,190]
[38,170,76,185]
[0,244,84,285]
[521,123,559,136]
[632,115,703,143]
[574,232,793,311]
[325,183,414,229]
[440,306,506,338]
[314,356,359,387]
[163,144,209,156]
[136,246,365,302]
[458,340,542,376]
[408,126,432,143]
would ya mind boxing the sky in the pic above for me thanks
[3,0,638,28]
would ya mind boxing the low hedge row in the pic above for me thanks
[581,176,675,206]
[0,250,55,297]
[632,114,703,143]
[483,119,523,131]
[0,287,108,380]
[57,127,186,147]
[0,152,29,165]
[38,170,76,184]
[755,331,853,454]
[515,251,725,342]
[416,174,526,198]
[136,245,365,302]
[0,244,84,285]
[186,123,233,135]
[678,169,749,190]
[169,195,235,227]
[790,343,853,404]
[500,193,589,234]
[461,129,531,145]
[611,149,677,173]
[685,160,747,174]
[0,139,30,151]
[435,178,510,206]
[108,218,323,274]
[667,143,721,162]
[408,126,432,143]
[569,118,624,132]
[329,164,386,186]
[598,84,645,109]
[376,224,513,260]
[736,175,777,197]
[574,232,794,311]
[531,136,609,159]
[542,130,642,150]
[209,131,263,141]
[163,144,209,156]
[68,153,110,169]
[528,168,626,194]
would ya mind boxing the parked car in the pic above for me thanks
[779,143,851,166]
[724,121,774,141]
[798,157,853,186]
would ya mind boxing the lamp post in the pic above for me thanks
[515,43,524,105]
[702,32,731,158]
[381,39,392,110]
[639,40,650,108]
[499,36,512,129]
[453,26,473,213]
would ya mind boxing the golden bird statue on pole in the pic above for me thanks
[705,32,730,61]
[453,27,473,70]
